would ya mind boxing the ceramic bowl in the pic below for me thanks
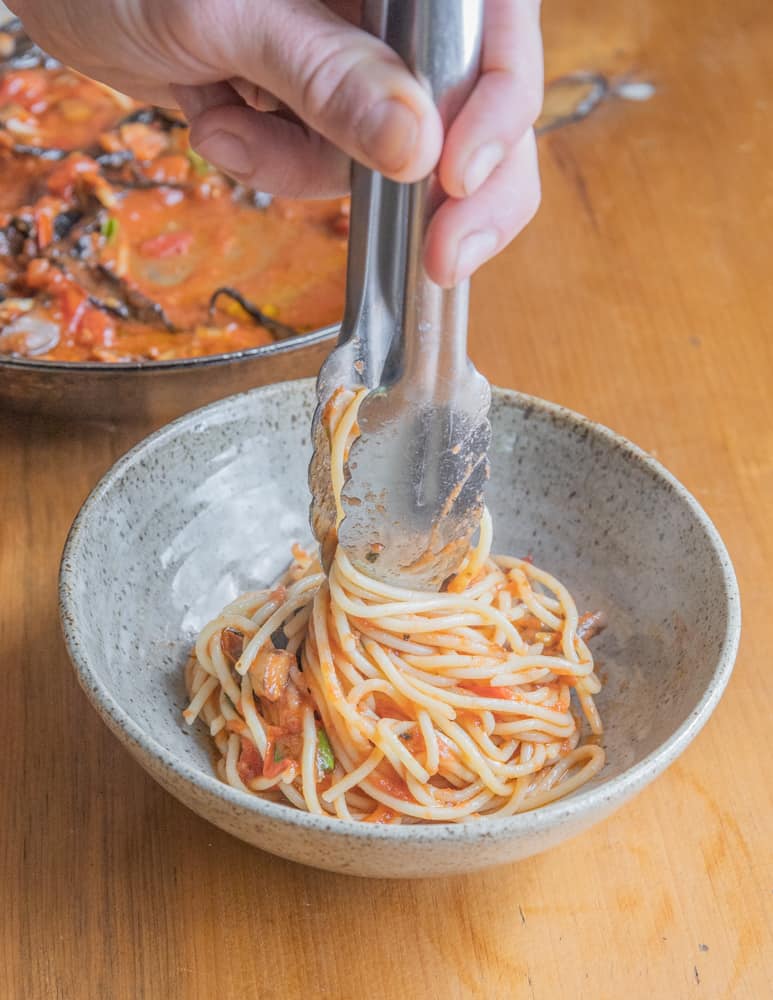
[59,381,740,878]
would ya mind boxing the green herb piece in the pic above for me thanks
[316,728,335,773]
[273,743,284,762]
[100,216,119,242]
[186,147,211,176]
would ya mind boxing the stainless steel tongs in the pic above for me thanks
[309,0,491,591]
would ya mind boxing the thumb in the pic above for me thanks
[227,1,443,181]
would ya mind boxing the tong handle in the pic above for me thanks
[337,165,405,388]
[342,0,484,396]
[333,0,415,389]
[388,0,485,399]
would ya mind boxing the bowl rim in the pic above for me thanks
[0,323,339,373]
[59,379,742,843]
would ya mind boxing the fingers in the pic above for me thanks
[439,0,543,199]
[424,129,541,288]
[224,0,443,182]
[425,0,544,285]
[228,77,281,114]
[172,81,244,119]
[175,81,349,195]
[187,103,350,197]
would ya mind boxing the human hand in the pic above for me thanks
[11,0,542,287]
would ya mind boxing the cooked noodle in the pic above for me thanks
[184,390,606,823]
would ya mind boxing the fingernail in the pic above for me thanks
[357,98,419,173]
[455,230,498,282]
[195,131,251,179]
[463,141,505,196]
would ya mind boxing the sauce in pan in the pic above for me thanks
[0,25,348,363]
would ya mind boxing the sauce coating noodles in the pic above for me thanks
[184,391,606,822]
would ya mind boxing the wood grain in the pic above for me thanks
[2,0,772,996]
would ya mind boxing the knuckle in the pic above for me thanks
[509,73,543,130]
[297,35,363,123]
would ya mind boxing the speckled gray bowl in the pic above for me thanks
[59,380,740,878]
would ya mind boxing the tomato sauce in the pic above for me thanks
[0,29,347,363]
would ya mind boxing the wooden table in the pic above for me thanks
[2,0,772,996]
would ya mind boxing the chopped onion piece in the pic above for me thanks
[0,314,60,356]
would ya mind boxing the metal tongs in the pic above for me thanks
[309,0,491,591]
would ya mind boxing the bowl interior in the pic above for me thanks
[62,382,737,820]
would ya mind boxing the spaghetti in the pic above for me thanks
[184,390,606,823]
